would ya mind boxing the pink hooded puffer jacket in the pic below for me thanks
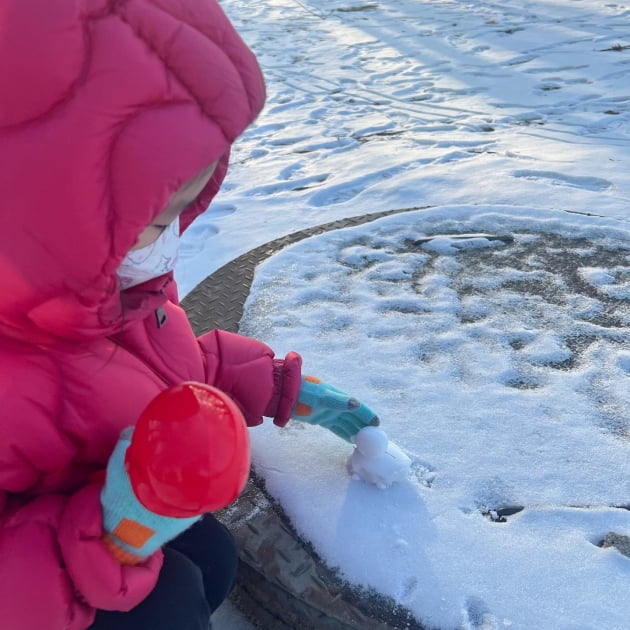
[0,1,302,629]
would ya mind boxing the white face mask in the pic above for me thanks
[117,220,181,290]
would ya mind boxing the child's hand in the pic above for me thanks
[291,376,379,442]
[100,428,200,565]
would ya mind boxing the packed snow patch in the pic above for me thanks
[239,206,630,630]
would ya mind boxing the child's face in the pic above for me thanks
[130,162,218,251]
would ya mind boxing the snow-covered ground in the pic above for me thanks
[179,1,630,628]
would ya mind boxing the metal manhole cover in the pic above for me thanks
[184,207,630,629]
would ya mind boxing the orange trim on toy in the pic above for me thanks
[305,375,321,384]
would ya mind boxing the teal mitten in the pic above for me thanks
[100,428,200,565]
[292,376,379,442]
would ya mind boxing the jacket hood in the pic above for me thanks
[0,0,265,344]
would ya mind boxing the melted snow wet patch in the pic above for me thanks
[239,206,630,630]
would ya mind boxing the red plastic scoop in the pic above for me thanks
[125,382,250,517]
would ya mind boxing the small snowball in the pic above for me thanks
[352,426,389,457]
[348,427,412,489]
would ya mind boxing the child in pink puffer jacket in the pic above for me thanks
[0,1,378,629]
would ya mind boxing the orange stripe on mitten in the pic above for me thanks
[102,518,156,565]
[294,402,313,416]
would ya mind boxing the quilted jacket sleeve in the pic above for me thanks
[197,329,302,427]
[0,352,162,630]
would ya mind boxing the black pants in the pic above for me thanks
[88,515,238,630]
